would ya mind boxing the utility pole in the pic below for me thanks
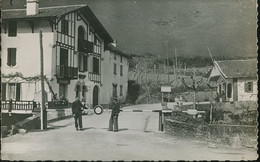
[165,41,170,84]
[175,47,178,84]
[40,29,47,130]
[193,67,196,109]
[175,47,178,74]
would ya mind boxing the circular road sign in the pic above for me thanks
[94,105,103,115]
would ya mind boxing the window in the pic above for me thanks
[79,54,84,72]
[120,55,123,62]
[112,84,117,98]
[16,83,21,101]
[93,57,99,74]
[75,85,80,98]
[94,36,101,54]
[120,65,123,76]
[114,54,116,60]
[8,21,17,37]
[79,54,88,72]
[60,48,68,75]
[120,85,123,96]
[113,63,117,74]
[227,83,232,98]
[7,48,16,67]
[78,26,86,52]
[59,84,67,99]
[245,82,253,93]
[218,84,222,96]
[61,19,69,35]
[82,86,87,98]
[7,83,20,101]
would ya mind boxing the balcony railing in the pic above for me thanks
[1,100,40,111]
[88,72,101,83]
[56,65,78,79]
[78,40,94,54]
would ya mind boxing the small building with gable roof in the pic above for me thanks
[208,59,257,102]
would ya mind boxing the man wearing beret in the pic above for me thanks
[72,97,87,131]
[108,97,120,132]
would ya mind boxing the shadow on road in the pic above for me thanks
[27,125,67,133]
[80,127,94,131]
[118,128,129,132]
[100,128,129,132]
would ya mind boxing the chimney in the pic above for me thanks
[26,0,39,15]
[111,40,117,47]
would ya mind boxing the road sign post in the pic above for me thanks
[159,111,163,131]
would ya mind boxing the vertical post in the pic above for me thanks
[165,41,170,84]
[162,111,165,131]
[193,91,196,109]
[159,111,163,131]
[193,67,196,109]
[162,93,164,103]
[9,99,13,116]
[40,29,47,130]
[210,104,213,124]
[175,47,177,75]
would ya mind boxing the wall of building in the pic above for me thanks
[237,78,257,101]
[102,50,129,107]
[1,20,55,101]
[1,27,54,78]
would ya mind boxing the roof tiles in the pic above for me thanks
[216,59,257,78]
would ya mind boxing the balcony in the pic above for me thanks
[88,72,101,83]
[78,40,94,54]
[1,100,40,112]
[56,65,78,79]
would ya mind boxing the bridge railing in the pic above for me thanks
[1,100,40,111]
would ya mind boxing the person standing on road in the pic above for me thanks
[108,97,120,132]
[72,97,87,131]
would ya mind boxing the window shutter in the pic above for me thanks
[7,49,11,66]
[244,82,248,92]
[16,83,21,101]
[11,48,16,66]
[84,56,88,71]
[2,83,7,101]
[93,57,99,74]
[120,65,123,75]
[7,48,16,66]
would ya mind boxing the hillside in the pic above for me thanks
[126,55,218,104]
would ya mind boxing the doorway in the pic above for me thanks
[93,85,99,108]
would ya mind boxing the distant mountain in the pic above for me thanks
[3,0,257,58]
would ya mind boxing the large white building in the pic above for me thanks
[1,0,130,108]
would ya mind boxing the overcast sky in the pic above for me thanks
[3,0,257,58]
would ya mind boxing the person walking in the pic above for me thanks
[108,97,120,132]
[72,97,87,131]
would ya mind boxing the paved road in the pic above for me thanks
[1,104,258,161]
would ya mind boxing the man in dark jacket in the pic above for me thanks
[108,97,120,132]
[72,97,87,131]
